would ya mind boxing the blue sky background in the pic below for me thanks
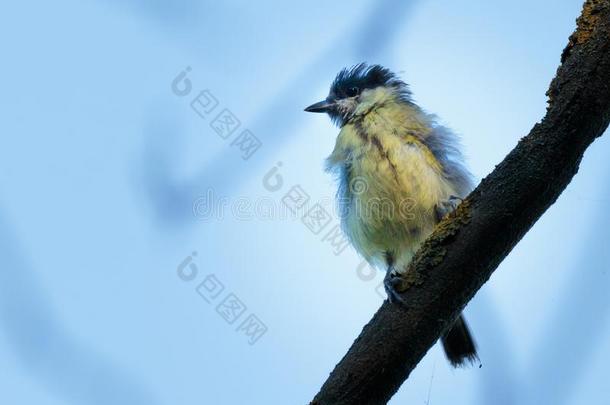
[1,0,609,404]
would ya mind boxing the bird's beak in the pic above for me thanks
[304,99,334,113]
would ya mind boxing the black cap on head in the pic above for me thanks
[329,63,409,100]
[305,63,411,126]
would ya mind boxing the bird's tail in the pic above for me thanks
[441,314,478,367]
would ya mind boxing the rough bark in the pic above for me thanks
[311,1,610,403]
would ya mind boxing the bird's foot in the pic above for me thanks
[384,270,409,308]
[448,195,463,204]
[435,195,463,221]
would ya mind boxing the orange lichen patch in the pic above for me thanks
[562,0,605,62]
[575,0,603,43]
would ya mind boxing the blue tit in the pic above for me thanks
[305,63,478,367]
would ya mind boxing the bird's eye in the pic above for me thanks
[346,87,359,97]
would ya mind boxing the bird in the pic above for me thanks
[305,63,478,367]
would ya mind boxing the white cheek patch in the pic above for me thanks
[336,98,358,120]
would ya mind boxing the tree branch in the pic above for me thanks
[311,1,610,403]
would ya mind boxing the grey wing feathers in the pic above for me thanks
[424,122,474,199]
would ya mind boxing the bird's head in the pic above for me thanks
[305,63,411,126]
